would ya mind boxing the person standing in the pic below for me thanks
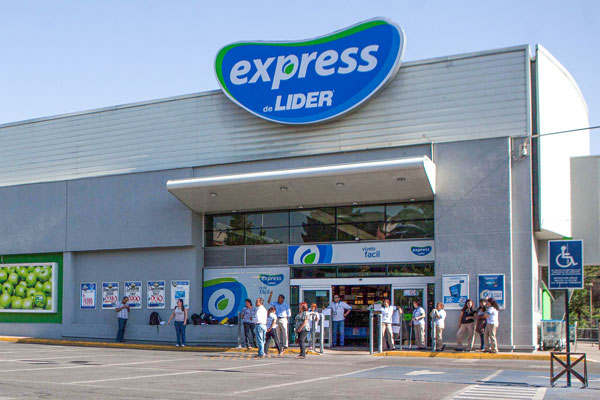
[240,299,257,349]
[410,300,426,349]
[327,294,352,347]
[455,299,476,352]
[380,298,397,350]
[254,298,268,358]
[475,299,488,351]
[267,291,291,349]
[115,296,130,342]
[307,303,319,350]
[484,298,500,353]
[167,298,188,347]
[431,302,446,351]
[294,302,310,359]
[264,306,283,355]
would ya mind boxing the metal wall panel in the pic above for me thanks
[0,47,529,187]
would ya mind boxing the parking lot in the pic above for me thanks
[0,342,599,399]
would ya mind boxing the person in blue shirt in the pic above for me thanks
[267,291,291,349]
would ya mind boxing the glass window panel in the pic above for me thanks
[384,219,434,239]
[337,205,384,223]
[246,211,289,228]
[205,230,244,246]
[246,227,289,245]
[386,202,434,221]
[291,266,336,279]
[387,263,434,277]
[290,224,336,243]
[205,214,246,231]
[290,208,336,226]
[337,265,386,278]
[336,222,385,241]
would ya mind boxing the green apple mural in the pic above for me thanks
[0,264,55,312]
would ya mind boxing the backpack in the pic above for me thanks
[149,311,161,325]
[191,313,201,325]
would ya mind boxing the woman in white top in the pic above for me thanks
[167,299,188,347]
[380,298,398,350]
[410,300,426,349]
[431,302,446,351]
[265,306,283,355]
[483,298,500,353]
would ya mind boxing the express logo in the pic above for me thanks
[259,274,284,286]
[480,290,491,299]
[288,245,333,265]
[411,246,432,256]
[215,18,404,124]
[203,278,247,322]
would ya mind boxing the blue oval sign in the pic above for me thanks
[215,18,404,125]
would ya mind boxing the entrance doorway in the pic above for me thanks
[393,287,426,347]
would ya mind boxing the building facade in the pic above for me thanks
[0,44,589,351]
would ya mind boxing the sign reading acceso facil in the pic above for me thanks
[215,18,404,124]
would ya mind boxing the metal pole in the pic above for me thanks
[369,310,374,355]
[398,318,403,350]
[320,314,325,353]
[237,311,242,348]
[566,289,571,387]
[378,314,383,353]
[311,316,316,351]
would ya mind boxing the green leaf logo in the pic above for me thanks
[284,63,295,75]
[304,253,316,264]
[217,298,229,310]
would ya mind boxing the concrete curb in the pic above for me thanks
[374,350,564,361]
[0,336,314,355]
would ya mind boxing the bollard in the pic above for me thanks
[310,316,316,351]
[369,310,374,355]
[320,313,325,353]
[378,313,383,353]
[237,311,242,348]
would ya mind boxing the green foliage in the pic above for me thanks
[568,265,600,328]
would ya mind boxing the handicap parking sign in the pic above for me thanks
[548,240,583,289]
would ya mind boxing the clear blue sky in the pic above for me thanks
[1,1,598,151]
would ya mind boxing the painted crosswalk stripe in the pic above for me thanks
[453,384,546,399]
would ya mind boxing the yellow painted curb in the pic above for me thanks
[0,336,317,355]
[374,350,565,361]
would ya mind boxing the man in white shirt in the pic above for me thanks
[380,298,400,350]
[410,299,426,349]
[254,298,268,358]
[267,291,291,348]
[327,295,352,347]
[431,302,446,351]
[115,296,130,342]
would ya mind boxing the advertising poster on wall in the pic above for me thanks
[0,263,57,313]
[124,281,142,309]
[203,267,290,322]
[477,274,505,309]
[102,282,119,309]
[442,274,469,310]
[170,280,190,309]
[147,280,165,309]
[80,283,96,310]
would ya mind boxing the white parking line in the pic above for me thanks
[232,365,386,395]
[0,357,192,373]
[66,361,289,385]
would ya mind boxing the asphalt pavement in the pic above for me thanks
[0,341,598,399]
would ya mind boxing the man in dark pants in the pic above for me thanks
[115,296,130,342]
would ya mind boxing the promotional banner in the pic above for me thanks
[147,280,166,309]
[442,274,469,310]
[80,282,96,310]
[124,281,142,309]
[203,267,290,322]
[548,240,584,289]
[0,263,57,313]
[288,240,434,265]
[477,274,505,309]
[170,280,190,309]
[215,18,404,124]
[102,282,119,309]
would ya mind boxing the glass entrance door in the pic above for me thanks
[301,288,330,310]
[393,287,426,348]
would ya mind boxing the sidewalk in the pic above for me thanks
[1,335,598,361]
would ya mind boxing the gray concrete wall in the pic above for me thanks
[571,156,600,265]
[434,137,515,350]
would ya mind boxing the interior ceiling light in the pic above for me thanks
[209,192,217,197]
[410,198,416,202]
[280,186,288,191]
[336,182,345,187]
[352,202,358,205]
[396,177,406,182]
[298,205,304,209]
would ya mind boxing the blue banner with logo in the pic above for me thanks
[548,240,584,289]
[215,18,404,124]
[477,274,505,309]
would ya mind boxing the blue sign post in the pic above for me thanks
[548,239,584,387]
